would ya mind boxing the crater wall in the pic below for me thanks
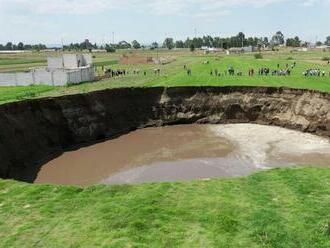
[0,87,329,182]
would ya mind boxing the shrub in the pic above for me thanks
[321,57,330,61]
[287,57,294,60]
[254,53,263,59]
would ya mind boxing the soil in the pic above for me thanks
[0,86,330,182]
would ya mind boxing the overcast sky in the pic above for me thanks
[0,0,329,45]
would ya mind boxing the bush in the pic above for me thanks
[254,53,263,59]
[287,57,294,60]
[321,57,330,61]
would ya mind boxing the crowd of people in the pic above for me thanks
[102,66,161,78]
[101,60,330,80]
[193,61,330,78]
[184,64,192,76]
[303,69,329,77]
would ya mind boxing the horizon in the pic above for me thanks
[0,0,330,45]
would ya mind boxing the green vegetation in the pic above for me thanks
[0,50,330,247]
[0,85,55,103]
[0,167,329,247]
[0,49,330,105]
[0,58,46,66]
[254,53,263,59]
[93,60,119,67]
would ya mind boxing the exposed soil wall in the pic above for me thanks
[0,86,330,182]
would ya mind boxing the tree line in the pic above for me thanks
[0,42,47,51]
[2,32,330,52]
[160,32,330,50]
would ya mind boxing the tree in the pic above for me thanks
[80,39,92,51]
[190,43,195,52]
[17,42,24,50]
[116,41,131,49]
[316,41,323,46]
[286,36,301,47]
[132,40,141,49]
[325,36,330,46]
[192,37,203,48]
[105,44,116,53]
[202,35,214,47]
[271,31,285,46]
[163,38,174,50]
[237,32,246,47]
[5,42,13,50]
[263,37,269,47]
[175,40,184,48]
[24,44,32,50]
[151,42,159,49]
[246,37,254,46]
[184,38,192,48]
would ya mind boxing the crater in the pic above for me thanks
[35,124,330,186]
[0,86,329,184]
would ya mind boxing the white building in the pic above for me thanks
[0,54,95,87]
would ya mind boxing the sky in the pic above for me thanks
[0,0,329,45]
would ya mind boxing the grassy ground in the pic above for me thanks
[0,49,330,104]
[0,167,329,247]
[1,50,330,247]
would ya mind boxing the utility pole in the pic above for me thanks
[61,37,64,50]
[112,32,115,45]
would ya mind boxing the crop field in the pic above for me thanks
[0,48,330,104]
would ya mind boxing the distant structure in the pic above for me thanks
[315,45,330,50]
[226,46,258,55]
[0,54,95,87]
[201,46,224,54]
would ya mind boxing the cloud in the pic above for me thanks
[301,0,317,6]
[300,0,330,6]
[1,0,329,19]
[0,0,289,15]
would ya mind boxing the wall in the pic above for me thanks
[47,57,64,69]
[34,69,54,85]
[67,67,95,84]
[52,70,68,86]
[0,86,329,182]
[82,54,92,65]
[63,54,78,69]
[48,54,92,69]
[0,67,94,86]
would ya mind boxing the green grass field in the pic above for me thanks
[1,49,330,247]
[0,49,330,104]
[0,167,329,247]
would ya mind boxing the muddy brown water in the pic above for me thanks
[35,124,330,186]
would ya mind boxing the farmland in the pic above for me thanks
[1,49,330,248]
[0,48,330,104]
